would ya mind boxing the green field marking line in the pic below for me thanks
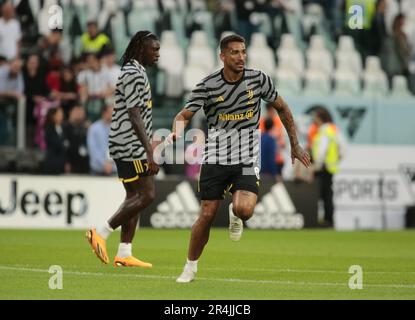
[1,265,415,290]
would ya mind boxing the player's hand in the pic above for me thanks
[146,151,160,175]
[291,144,311,168]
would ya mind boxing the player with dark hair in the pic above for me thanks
[86,30,160,267]
[169,34,311,282]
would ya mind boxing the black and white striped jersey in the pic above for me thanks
[109,60,153,161]
[185,68,278,165]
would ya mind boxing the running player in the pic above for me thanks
[86,31,160,267]
[169,34,310,282]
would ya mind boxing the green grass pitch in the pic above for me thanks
[0,229,414,300]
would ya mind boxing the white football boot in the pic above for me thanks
[229,203,243,241]
[176,265,197,283]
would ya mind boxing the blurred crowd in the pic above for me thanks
[0,0,414,176]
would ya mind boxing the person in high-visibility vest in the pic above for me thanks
[81,21,111,55]
[311,107,346,228]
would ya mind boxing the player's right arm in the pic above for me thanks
[128,106,159,175]
[168,80,207,144]
[170,109,195,142]
[123,70,159,175]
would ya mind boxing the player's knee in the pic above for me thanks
[233,204,254,221]
[200,210,216,224]
[142,190,155,207]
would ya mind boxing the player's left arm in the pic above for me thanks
[270,95,311,168]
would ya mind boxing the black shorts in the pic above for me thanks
[198,163,260,200]
[115,159,151,183]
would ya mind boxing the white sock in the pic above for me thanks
[229,203,234,215]
[96,222,113,240]
[117,243,132,258]
[185,259,198,272]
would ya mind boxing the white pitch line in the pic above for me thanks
[1,265,415,290]
[10,263,415,275]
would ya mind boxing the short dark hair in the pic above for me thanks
[264,118,274,131]
[313,106,333,124]
[220,34,245,52]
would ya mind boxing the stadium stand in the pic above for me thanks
[0,0,414,174]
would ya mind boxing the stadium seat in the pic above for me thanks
[189,30,210,47]
[301,3,324,38]
[333,69,361,97]
[250,12,273,38]
[187,31,215,73]
[128,1,159,35]
[306,35,334,77]
[160,30,179,47]
[390,76,412,97]
[191,10,216,47]
[283,4,307,51]
[335,35,363,76]
[303,69,331,96]
[170,10,189,50]
[111,12,129,60]
[159,32,185,97]
[183,65,207,93]
[275,68,302,96]
[362,56,389,97]
[276,34,305,77]
[247,33,276,76]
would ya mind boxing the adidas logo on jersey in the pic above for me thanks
[150,182,199,228]
[246,183,304,229]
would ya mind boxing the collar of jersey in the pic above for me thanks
[220,68,245,85]
[132,59,145,72]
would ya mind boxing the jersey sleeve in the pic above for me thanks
[260,71,278,103]
[184,80,208,113]
[122,71,145,109]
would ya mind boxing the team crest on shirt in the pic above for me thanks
[246,89,254,105]
[147,100,153,108]
[247,89,254,100]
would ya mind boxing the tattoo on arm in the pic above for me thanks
[128,107,152,154]
[273,96,299,148]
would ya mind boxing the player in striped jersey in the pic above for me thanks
[86,31,160,267]
[172,34,311,282]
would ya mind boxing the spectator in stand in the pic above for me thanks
[43,107,67,175]
[381,13,411,79]
[101,49,121,89]
[77,53,113,121]
[259,103,285,182]
[234,0,261,44]
[0,58,24,99]
[64,105,90,174]
[23,54,48,129]
[50,66,79,119]
[36,29,71,66]
[0,58,24,146]
[260,118,279,180]
[369,0,388,56]
[0,1,22,60]
[81,21,111,55]
[87,105,116,175]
